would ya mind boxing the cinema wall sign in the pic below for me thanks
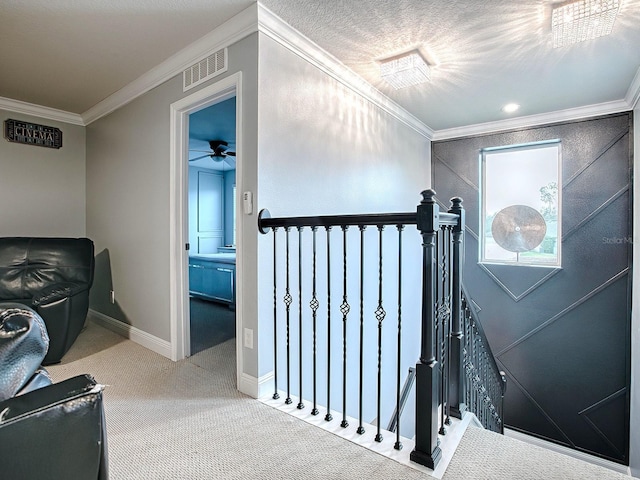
[4,119,63,149]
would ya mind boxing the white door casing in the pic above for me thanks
[169,72,243,388]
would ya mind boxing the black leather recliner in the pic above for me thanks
[0,303,108,479]
[0,237,95,364]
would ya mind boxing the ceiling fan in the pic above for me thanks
[189,140,236,163]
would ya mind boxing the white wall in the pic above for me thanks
[631,105,639,477]
[0,110,86,237]
[255,29,432,406]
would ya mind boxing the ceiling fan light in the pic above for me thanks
[552,0,620,48]
[380,51,430,89]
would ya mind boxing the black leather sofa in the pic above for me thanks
[0,303,108,479]
[0,237,94,364]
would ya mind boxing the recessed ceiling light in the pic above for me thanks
[502,103,520,113]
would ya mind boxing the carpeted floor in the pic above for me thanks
[47,320,633,480]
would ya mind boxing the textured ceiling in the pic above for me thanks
[1,0,639,131]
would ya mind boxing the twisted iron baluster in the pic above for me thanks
[394,225,404,451]
[357,225,366,435]
[284,227,293,405]
[375,225,386,443]
[310,226,319,415]
[272,227,280,400]
[340,225,350,428]
[325,226,333,422]
[297,226,305,410]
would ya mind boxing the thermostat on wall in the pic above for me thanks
[243,191,253,215]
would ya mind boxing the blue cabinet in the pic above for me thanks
[189,257,235,305]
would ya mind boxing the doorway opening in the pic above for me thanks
[187,97,237,354]
[169,73,244,388]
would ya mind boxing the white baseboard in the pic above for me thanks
[238,371,274,399]
[504,428,632,477]
[88,309,172,359]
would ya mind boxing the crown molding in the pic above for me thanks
[0,96,84,126]
[432,98,632,141]
[71,1,637,139]
[81,4,258,125]
[81,1,433,139]
[625,66,640,109]
[256,3,433,140]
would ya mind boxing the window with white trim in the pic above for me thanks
[480,141,561,267]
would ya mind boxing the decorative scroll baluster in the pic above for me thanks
[284,227,293,405]
[394,225,404,451]
[325,226,333,422]
[439,226,452,435]
[437,228,446,436]
[357,225,366,435]
[340,226,350,429]
[375,225,386,443]
[310,226,319,416]
[297,226,305,410]
[444,226,453,428]
[272,227,280,400]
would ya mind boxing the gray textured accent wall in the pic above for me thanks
[631,106,639,477]
[433,113,633,465]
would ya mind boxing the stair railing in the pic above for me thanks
[458,284,507,433]
[258,188,505,469]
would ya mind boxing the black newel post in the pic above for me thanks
[448,197,467,418]
[410,189,442,469]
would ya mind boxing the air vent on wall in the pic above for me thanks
[183,48,228,92]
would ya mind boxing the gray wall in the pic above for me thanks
[86,34,258,339]
[0,110,86,237]
[255,30,432,394]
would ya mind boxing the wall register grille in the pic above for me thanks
[183,48,228,92]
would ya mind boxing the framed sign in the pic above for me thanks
[4,119,62,149]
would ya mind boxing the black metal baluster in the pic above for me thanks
[310,226,319,415]
[437,228,446,436]
[325,226,333,422]
[473,325,480,424]
[467,309,473,416]
[394,225,404,451]
[297,226,305,410]
[357,225,366,435]
[375,225,386,443]
[340,226,350,428]
[445,227,453,427]
[284,227,293,405]
[273,227,280,400]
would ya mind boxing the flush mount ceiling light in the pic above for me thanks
[379,51,430,89]
[552,0,621,48]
